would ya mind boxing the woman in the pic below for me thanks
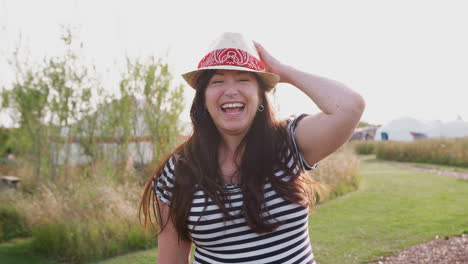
[140,32,365,264]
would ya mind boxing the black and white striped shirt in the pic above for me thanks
[154,114,318,264]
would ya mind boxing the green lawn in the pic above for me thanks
[366,156,468,173]
[310,162,468,264]
[1,162,467,264]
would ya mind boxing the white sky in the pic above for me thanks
[1,0,467,127]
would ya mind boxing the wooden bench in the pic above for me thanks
[0,176,21,189]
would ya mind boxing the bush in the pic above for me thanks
[0,204,30,242]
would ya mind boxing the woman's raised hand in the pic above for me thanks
[254,41,292,84]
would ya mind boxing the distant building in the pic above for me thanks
[54,97,186,166]
[349,126,379,141]
[375,117,468,141]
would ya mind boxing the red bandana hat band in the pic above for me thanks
[182,32,280,91]
[197,48,266,72]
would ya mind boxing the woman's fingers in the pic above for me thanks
[254,41,288,83]
[254,41,273,64]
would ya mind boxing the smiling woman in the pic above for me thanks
[139,32,365,264]
[205,70,261,138]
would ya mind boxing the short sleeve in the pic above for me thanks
[151,154,177,206]
[286,114,318,172]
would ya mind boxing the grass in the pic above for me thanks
[375,138,468,167]
[1,178,155,263]
[0,238,57,264]
[366,155,468,173]
[90,249,158,264]
[1,162,467,263]
[310,162,468,264]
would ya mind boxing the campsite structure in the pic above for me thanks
[374,117,468,141]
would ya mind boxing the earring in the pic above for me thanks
[257,104,264,112]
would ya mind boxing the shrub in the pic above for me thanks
[0,203,30,242]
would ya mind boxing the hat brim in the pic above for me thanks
[182,66,280,92]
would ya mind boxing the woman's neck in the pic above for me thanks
[220,134,243,154]
[218,135,245,184]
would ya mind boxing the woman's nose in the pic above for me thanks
[224,83,239,97]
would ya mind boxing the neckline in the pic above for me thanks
[223,183,240,189]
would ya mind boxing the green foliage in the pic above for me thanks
[1,26,185,186]
[0,26,184,263]
[0,204,30,242]
[0,27,100,185]
[0,128,13,155]
[119,56,184,166]
[376,138,468,167]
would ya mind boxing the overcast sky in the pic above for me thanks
[1,0,467,127]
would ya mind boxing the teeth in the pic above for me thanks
[221,103,245,109]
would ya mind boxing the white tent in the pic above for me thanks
[375,117,428,141]
[375,117,468,141]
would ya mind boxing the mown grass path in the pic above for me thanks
[1,162,467,264]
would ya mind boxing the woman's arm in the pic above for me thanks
[255,42,365,165]
[157,200,192,264]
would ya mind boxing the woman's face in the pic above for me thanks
[205,70,261,138]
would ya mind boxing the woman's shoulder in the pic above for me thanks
[151,152,181,205]
[281,114,318,172]
[284,114,309,128]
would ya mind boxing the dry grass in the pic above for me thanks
[376,137,468,167]
[310,145,361,202]
[0,160,154,263]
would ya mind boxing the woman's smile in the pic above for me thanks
[220,102,245,115]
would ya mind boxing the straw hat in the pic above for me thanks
[182,32,280,92]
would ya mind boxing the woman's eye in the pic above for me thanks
[212,80,223,84]
[239,79,249,82]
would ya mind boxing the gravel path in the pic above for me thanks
[370,234,468,264]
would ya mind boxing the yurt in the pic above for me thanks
[376,117,468,141]
[375,117,428,141]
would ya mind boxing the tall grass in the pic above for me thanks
[353,140,376,155]
[0,161,156,263]
[311,145,361,202]
[376,137,468,167]
[0,173,160,264]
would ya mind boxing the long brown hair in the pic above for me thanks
[139,70,317,241]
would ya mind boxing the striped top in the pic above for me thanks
[154,114,318,264]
